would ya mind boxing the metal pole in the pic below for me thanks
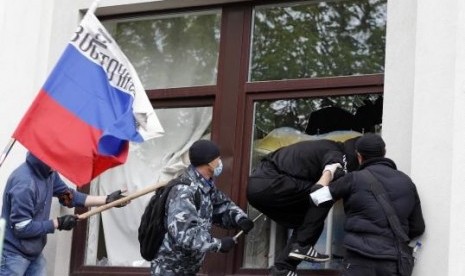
[0,138,16,168]
[87,0,101,14]
[233,212,264,242]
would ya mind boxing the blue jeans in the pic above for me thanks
[0,250,47,276]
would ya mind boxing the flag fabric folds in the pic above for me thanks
[13,12,164,186]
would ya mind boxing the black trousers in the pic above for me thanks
[247,161,332,270]
[342,251,399,276]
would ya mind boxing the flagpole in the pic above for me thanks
[88,0,101,14]
[77,180,169,220]
[0,138,16,168]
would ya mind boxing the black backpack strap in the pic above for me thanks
[360,170,410,242]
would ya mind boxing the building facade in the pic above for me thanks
[0,0,464,275]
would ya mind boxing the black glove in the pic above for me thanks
[106,190,127,208]
[237,217,254,234]
[57,215,78,231]
[219,237,236,253]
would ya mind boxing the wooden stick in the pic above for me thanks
[77,180,168,220]
[233,212,264,242]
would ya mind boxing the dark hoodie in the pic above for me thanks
[261,137,360,182]
[1,153,87,259]
[328,157,425,260]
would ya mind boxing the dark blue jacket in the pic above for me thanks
[328,157,425,260]
[1,153,87,259]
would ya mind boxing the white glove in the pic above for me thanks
[323,163,342,181]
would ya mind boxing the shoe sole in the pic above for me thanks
[288,252,330,262]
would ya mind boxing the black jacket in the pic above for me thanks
[328,157,425,260]
[258,138,359,183]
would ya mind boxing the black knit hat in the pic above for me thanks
[355,133,386,158]
[189,140,220,166]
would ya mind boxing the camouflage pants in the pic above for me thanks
[150,260,196,276]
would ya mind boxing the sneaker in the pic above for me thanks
[288,244,330,262]
[270,266,298,276]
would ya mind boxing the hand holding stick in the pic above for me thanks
[233,212,264,242]
[77,181,168,220]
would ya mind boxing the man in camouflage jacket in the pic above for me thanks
[151,140,254,275]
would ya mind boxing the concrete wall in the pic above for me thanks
[1,0,464,275]
[384,0,465,275]
[0,0,54,187]
[0,1,83,274]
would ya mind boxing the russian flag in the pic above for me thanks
[13,12,164,186]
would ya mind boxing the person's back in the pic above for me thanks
[310,133,425,276]
[338,157,423,259]
[261,139,346,182]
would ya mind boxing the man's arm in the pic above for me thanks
[83,195,107,207]
[211,188,248,229]
[83,189,129,207]
[309,166,336,206]
[310,165,352,206]
[51,172,128,208]
[317,170,333,186]
[408,186,426,238]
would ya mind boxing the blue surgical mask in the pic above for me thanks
[213,160,223,177]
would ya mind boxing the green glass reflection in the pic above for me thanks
[250,0,387,81]
[104,11,221,89]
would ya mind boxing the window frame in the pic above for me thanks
[70,1,385,275]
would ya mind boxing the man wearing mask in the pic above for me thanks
[0,152,128,276]
[310,133,425,276]
[151,139,254,275]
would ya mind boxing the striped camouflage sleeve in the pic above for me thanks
[211,187,247,229]
[166,185,221,253]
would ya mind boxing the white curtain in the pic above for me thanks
[85,107,212,266]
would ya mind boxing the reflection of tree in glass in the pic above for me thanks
[251,0,386,81]
[253,95,381,139]
[112,13,221,89]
